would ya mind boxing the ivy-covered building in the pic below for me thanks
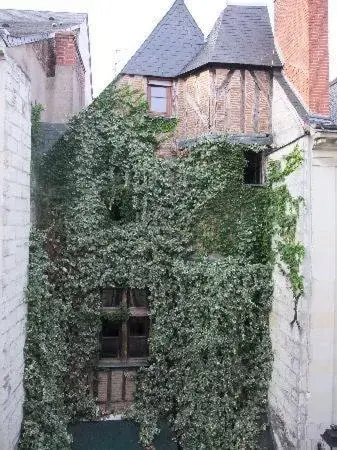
[99,0,337,447]
[4,1,337,449]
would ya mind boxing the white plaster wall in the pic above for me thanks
[0,53,31,450]
[306,137,337,447]
[269,77,313,449]
[78,19,93,104]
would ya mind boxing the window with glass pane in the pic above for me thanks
[128,317,150,358]
[150,86,168,113]
[128,288,149,308]
[102,287,123,307]
[101,320,121,358]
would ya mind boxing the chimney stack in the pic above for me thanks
[55,31,78,66]
[275,0,330,117]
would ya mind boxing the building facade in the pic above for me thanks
[98,1,337,449]
[0,10,92,449]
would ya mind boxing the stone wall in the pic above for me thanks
[331,79,337,124]
[267,69,337,449]
[0,53,31,450]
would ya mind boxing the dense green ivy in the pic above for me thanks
[21,85,303,449]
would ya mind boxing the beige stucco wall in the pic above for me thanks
[0,51,31,450]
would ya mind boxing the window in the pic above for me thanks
[102,288,123,307]
[148,79,172,116]
[101,320,121,358]
[244,151,263,185]
[100,288,150,362]
[128,317,150,358]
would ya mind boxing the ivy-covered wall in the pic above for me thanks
[20,85,303,449]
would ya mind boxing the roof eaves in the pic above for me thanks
[274,71,309,122]
[330,77,337,87]
[1,23,82,47]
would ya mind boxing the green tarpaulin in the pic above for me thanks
[70,420,177,450]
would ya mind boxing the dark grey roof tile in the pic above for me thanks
[121,0,204,78]
[0,9,86,46]
[182,5,282,74]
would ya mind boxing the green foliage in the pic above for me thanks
[267,147,305,305]
[101,304,130,324]
[21,84,304,449]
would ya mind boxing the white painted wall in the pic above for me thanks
[270,75,337,449]
[0,51,31,450]
[269,76,312,449]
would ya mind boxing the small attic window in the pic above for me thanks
[147,79,172,116]
[48,16,55,21]
[244,151,263,185]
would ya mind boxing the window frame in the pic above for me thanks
[147,78,172,117]
[100,287,150,366]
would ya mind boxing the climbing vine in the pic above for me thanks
[21,84,304,449]
[267,147,305,327]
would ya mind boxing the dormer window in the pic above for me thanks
[147,79,172,116]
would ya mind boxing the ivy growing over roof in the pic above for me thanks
[21,86,303,449]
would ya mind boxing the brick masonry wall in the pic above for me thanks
[120,68,272,155]
[96,369,136,415]
[275,0,330,116]
[0,54,31,450]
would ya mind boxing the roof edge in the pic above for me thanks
[120,0,203,77]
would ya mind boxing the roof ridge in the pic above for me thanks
[330,78,337,87]
[0,8,87,16]
[176,0,203,39]
[211,11,225,60]
[121,0,204,78]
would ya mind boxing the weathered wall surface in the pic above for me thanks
[120,68,273,154]
[269,76,312,449]
[306,133,337,448]
[96,368,136,415]
[7,44,49,119]
[0,53,31,450]
[331,79,337,124]
[8,34,87,124]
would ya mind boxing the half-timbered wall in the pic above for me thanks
[120,67,273,149]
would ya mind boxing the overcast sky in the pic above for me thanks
[2,0,337,96]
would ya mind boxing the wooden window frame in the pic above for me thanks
[147,78,172,117]
[100,288,150,366]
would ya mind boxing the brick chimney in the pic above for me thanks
[55,31,78,66]
[275,0,330,117]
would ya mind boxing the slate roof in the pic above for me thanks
[121,0,204,78]
[0,9,87,46]
[183,5,282,74]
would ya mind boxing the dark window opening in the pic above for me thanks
[100,288,150,361]
[128,317,150,358]
[128,288,149,308]
[101,320,121,358]
[244,151,263,185]
[102,287,123,307]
